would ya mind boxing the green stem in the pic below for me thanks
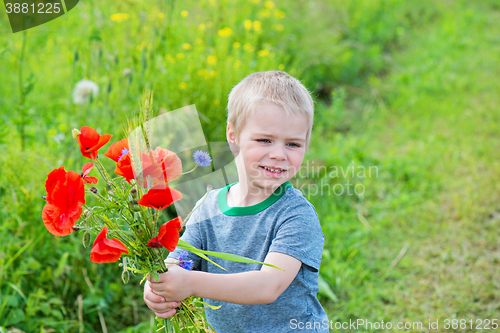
[18,30,27,151]
[94,156,117,190]
[182,186,212,228]
[180,163,197,176]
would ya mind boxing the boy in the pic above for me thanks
[144,71,329,332]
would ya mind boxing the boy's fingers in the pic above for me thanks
[144,290,166,303]
[144,299,180,312]
[155,309,176,319]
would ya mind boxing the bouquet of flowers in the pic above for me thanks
[41,93,276,332]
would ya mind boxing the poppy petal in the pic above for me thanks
[138,185,182,210]
[158,216,182,251]
[104,139,129,162]
[83,176,98,184]
[82,163,94,177]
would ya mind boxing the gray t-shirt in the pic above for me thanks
[170,181,329,332]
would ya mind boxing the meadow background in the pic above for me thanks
[1,0,499,331]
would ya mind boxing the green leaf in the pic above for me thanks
[317,274,338,303]
[177,240,282,270]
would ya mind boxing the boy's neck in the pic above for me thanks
[226,182,280,207]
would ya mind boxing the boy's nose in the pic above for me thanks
[268,146,286,160]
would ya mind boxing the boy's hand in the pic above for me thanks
[143,280,181,319]
[148,264,193,303]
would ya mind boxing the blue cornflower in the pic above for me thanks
[192,150,212,167]
[177,251,194,270]
[118,148,129,162]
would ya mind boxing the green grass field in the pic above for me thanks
[1,0,499,331]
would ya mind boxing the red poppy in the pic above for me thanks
[81,163,98,184]
[141,147,182,184]
[104,139,135,183]
[104,139,129,162]
[138,184,182,210]
[115,153,135,183]
[77,126,112,160]
[45,166,67,203]
[147,217,182,251]
[42,202,82,236]
[42,168,85,236]
[90,226,129,263]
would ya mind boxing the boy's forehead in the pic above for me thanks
[246,108,308,139]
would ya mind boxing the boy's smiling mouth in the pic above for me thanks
[259,165,286,177]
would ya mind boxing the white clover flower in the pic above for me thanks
[73,79,99,104]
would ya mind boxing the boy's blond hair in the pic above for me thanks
[227,71,314,147]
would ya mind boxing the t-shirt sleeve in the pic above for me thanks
[268,202,324,272]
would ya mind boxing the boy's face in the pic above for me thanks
[227,102,309,194]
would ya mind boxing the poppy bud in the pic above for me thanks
[90,187,98,194]
[73,225,80,231]
[82,231,91,248]
[130,188,138,199]
[137,229,143,234]
[72,128,81,142]
[207,184,213,191]
[131,200,141,212]
[122,269,130,284]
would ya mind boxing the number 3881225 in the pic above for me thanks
[5,2,61,14]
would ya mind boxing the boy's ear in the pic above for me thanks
[226,123,237,144]
[226,123,240,154]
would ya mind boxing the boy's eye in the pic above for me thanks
[287,143,301,147]
[257,139,271,143]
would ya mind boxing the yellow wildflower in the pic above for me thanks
[166,54,176,63]
[274,9,286,19]
[257,49,270,57]
[253,21,262,32]
[251,0,260,3]
[198,69,208,77]
[264,0,275,9]
[179,82,187,89]
[274,23,284,32]
[258,9,271,18]
[110,13,130,22]
[176,53,185,60]
[243,43,254,52]
[181,10,189,17]
[136,41,148,51]
[207,55,217,65]
[234,60,242,69]
[182,43,192,50]
[214,99,220,106]
[196,38,204,45]
[210,70,217,77]
[158,12,165,19]
[278,64,285,70]
[233,42,241,48]
[218,27,233,37]
[244,20,253,30]
[198,23,206,30]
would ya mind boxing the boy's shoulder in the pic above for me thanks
[186,183,319,225]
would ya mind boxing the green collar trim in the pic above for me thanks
[218,181,292,216]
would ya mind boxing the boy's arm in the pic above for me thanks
[149,252,301,305]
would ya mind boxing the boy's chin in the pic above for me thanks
[250,178,287,191]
